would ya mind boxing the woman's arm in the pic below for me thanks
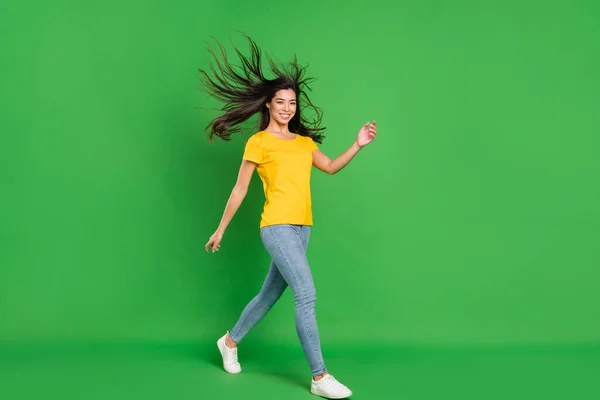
[312,121,377,175]
[205,160,257,252]
[312,143,361,175]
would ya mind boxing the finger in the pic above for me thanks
[205,241,211,252]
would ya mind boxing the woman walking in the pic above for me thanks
[200,35,376,399]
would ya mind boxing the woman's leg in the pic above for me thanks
[260,224,327,377]
[228,260,288,344]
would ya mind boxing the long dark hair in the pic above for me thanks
[198,34,325,143]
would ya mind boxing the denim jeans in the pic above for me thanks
[228,224,327,376]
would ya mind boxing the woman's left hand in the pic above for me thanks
[356,120,377,148]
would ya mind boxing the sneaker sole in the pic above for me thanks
[310,386,352,399]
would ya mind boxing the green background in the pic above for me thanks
[1,0,599,399]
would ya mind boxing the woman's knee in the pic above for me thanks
[293,284,316,307]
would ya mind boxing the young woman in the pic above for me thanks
[200,35,376,399]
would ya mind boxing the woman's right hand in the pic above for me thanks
[205,231,223,253]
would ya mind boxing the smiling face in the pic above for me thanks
[266,89,297,126]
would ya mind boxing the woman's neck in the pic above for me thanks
[265,121,292,135]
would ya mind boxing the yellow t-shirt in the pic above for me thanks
[242,130,319,228]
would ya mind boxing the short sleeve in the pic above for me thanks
[242,133,263,164]
[308,137,319,152]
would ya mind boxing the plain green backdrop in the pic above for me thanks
[1,0,599,349]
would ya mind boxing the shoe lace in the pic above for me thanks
[323,376,346,389]
[225,347,239,366]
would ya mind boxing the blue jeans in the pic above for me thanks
[228,224,327,376]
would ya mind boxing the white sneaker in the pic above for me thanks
[311,374,353,399]
[217,332,241,374]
